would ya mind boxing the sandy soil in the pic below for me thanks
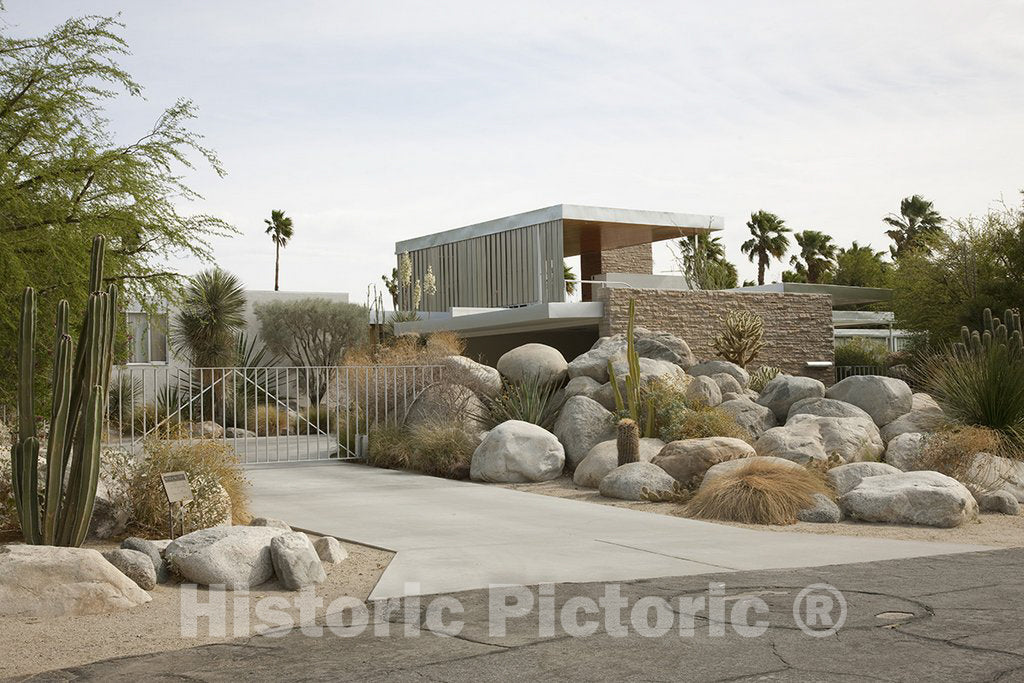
[0,533,393,679]
[498,476,1024,548]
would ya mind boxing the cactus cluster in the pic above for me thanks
[641,481,692,504]
[607,298,655,437]
[616,418,640,466]
[11,236,117,546]
[712,309,766,368]
[956,308,1023,357]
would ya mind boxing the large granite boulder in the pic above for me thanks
[121,537,169,584]
[564,375,602,401]
[599,462,678,501]
[634,327,697,369]
[840,471,979,528]
[552,396,616,467]
[404,382,485,431]
[653,437,756,489]
[164,526,289,589]
[880,393,947,441]
[568,341,627,383]
[497,343,568,385]
[825,375,913,427]
[470,420,565,483]
[689,360,750,389]
[102,549,157,591]
[571,329,696,383]
[756,375,826,421]
[271,532,327,590]
[967,453,1024,502]
[700,456,804,489]
[884,433,928,471]
[827,461,902,496]
[787,397,873,423]
[572,437,666,489]
[685,375,722,407]
[0,545,151,617]
[610,357,688,386]
[798,493,842,523]
[711,372,743,396]
[438,355,502,398]
[718,398,777,439]
[754,414,884,464]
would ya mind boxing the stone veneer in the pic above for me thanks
[599,287,835,384]
[581,243,653,301]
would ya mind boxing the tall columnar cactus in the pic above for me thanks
[955,307,1023,357]
[607,298,655,437]
[11,236,117,547]
[616,418,640,466]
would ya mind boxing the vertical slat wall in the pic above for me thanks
[400,220,564,311]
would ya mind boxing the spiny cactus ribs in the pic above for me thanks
[617,418,640,466]
[956,307,1023,357]
[12,235,117,547]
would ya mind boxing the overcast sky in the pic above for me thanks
[6,1,1024,299]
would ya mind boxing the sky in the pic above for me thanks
[4,1,1024,299]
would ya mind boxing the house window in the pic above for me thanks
[126,312,169,364]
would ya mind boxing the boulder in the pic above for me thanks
[885,433,928,471]
[828,461,902,496]
[700,456,804,489]
[756,375,826,421]
[313,536,349,564]
[0,545,151,617]
[270,532,327,590]
[572,329,696,382]
[797,493,842,523]
[754,415,884,464]
[825,376,913,427]
[840,471,978,528]
[497,343,568,386]
[564,375,602,401]
[164,526,289,589]
[599,462,678,501]
[568,343,627,383]
[718,398,777,440]
[121,537,169,584]
[653,437,756,489]
[710,372,743,395]
[438,355,502,399]
[250,517,292,531]
[403,382,485,432]
[191,421,225,439]
[879,393,946,442]
[721,391,744,402]
[967,453,1024,502]
[610,357,688,386]
[102,549,157,591]
[470,420,565,483]
[634,328,697,369]
[552,396,616,467]
[88,491,129,540]
[786,397,873,423]
[685,375,723,407]
[977,491,1020,515]
[572,437,665,488]
[224,427,258,438]
[689,360,750,389]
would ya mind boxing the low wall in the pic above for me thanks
[599,288,835,384]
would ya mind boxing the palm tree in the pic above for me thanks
[741,211,791,285]
[563,261,577,296]
[833,241,889,288]
[884,195,944,258]
[789,230,838,284]
[264,209,294,291]
[170,268,248,367]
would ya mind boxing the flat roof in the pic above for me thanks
[395,204,723,255]
[393,301,604,337]
[730,282,892,307]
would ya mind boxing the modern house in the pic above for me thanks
[393,204,840,383]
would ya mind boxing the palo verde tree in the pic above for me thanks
[0,13,234,408]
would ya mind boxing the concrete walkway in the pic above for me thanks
[247,463,990,600]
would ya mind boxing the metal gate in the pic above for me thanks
[105,364,444,465]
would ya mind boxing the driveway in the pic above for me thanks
[246,463,989,599]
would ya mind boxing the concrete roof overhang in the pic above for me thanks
[394,204,723,256]
[393,301,604,338]
[730,282,893,307]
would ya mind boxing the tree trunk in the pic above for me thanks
[758,254,766,285]
[274,241,280,291]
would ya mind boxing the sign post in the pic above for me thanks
[161,471,194,539]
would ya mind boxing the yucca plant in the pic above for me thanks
[12,236,117,546]
[481,374,564,430]
[607,298,655,436]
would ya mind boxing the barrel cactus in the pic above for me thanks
[616,418,640,466]
[11,236,117,546]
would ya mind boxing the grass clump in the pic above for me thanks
[481,376,564,430]
[683,459,831,525]
[248,404,292,436]
[367,422,478,479]
[916,425,1013,495]
[641,376,750,443]
[367,422,413,470]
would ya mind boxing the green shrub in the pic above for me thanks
[919,343,1024,446]
[482,376,564,430]
[835,338,888,367]
[406,423,479,479]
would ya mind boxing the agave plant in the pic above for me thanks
[480,375,565,430]
[11,236,116,546]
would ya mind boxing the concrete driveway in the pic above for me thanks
[247,463,990,600]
